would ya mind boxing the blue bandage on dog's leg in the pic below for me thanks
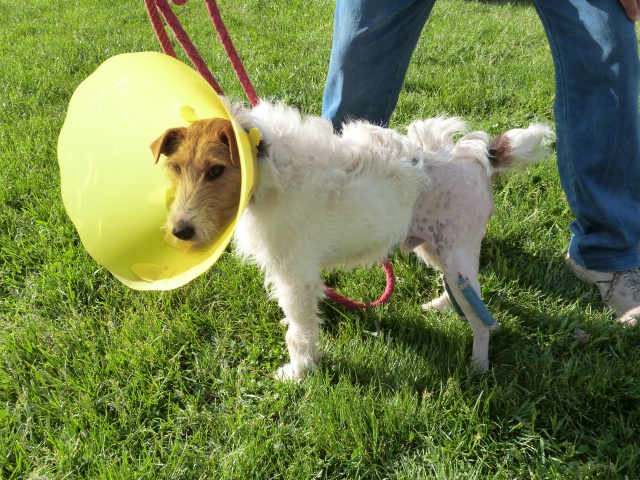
[457,274,500,332]
[444,280,466,320]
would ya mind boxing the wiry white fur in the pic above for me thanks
[225,101,553,381]
[407,116,470,152]
[495,124,555,169]
[234,103,427,274]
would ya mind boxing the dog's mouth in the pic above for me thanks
[163,231,194,251]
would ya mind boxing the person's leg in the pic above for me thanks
[322,0,436,129]
[533,0,640,272]
[534,0,640,322]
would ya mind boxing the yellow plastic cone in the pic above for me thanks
[58,52,259,290]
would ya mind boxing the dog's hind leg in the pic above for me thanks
[411,171,495,371]
[443,268,491,372]
[269,272,325,382]
[421,279,453,313]
[416,243,491,372]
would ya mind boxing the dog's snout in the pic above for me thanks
[172,222,196,240]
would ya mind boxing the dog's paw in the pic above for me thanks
[469,356,490,373]
[274,363,303,382]
[422,293,452,312]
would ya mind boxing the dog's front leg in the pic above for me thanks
[270,273,325,382]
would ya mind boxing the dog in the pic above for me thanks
[151,101,553,381]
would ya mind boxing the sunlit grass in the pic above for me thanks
[1,0,639,478]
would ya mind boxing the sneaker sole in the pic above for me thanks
[565,253,597,285]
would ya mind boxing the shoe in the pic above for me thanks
[565,253,640,325]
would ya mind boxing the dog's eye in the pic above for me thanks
[172,165,182,175]
[207,165,225,180]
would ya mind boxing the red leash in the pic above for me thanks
[144,0,259,107]
[144,0,395,309]
[323,259,396,309]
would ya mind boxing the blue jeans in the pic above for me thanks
[322,0,640,272]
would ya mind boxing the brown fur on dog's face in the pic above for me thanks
[150,118,243,248]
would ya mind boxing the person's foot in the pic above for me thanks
[566,253,640,325]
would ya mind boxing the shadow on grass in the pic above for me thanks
[311,236,637,396]
[479,235,605,315]
[316,302,522,399]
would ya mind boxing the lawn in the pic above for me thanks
[1,0,639,478]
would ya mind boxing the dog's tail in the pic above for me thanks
[407,116,470,152]
[487,124,555,173]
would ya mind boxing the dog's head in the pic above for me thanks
[150,118,243,248]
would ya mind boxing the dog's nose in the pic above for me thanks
[172,222,196,240]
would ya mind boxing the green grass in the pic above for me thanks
[1,0,639,478]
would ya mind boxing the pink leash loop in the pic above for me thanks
[322,259,396,309]
[144,0,394,308]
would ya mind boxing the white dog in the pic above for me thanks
[151,101,553,381]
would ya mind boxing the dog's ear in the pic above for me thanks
[217,121,241,167]
[150,127,186,164]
